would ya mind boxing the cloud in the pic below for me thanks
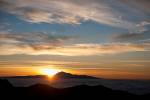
[139,39,150,43]
[138,21,150,27]
[0,0,149,32]
[54,43,149,56]
[0,32,149,56]
[111,30,150,43]
[111,33,146,42]
[0,32,72,50]
[119,0,150,14]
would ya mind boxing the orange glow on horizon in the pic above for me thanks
[0,67,149,80]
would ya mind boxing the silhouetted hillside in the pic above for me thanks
[0,79,150,100]
[0,79,13,88]
[1,72,150,95]
[1,75,47,79]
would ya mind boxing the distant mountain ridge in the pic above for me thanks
[0,75,47,79]
[53,71,99,79]
[0,72,99,79]
[1,72,150,95]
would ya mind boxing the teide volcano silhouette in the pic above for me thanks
[53,71,99,79]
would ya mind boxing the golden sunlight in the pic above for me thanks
[40,68,60,77]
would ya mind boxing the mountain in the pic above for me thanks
[1,72,150,95]
[0,75,47,79]
[0,79,13,88]
[1,79,149,100]
[53,71,99,79]
[0,72,99,79]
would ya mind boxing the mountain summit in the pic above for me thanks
[53,71,99,79]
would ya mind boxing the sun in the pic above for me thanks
[40,68,60,77]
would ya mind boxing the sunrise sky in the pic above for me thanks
[0,0,150,79]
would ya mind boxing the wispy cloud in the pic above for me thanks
[111,33,146,42]
[53,43,149,56]
[119,0,150,14]
[0,32,149,56]
[0,0,149,32]
[110,28,150,43]
[0,31,72,51]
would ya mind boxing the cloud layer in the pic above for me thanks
[0,0,150,32]
[0,32,149,56]
[0,32,71,50]
[111,33,149,42]
[0,0,150,56]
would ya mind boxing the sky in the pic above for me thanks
[0,0,150,79]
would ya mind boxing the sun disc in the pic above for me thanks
[41,68,59,77]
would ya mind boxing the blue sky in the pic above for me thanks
[0,0,150,79]
[0,10,126,44]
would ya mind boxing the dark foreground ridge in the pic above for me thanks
[0,79,149,100]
